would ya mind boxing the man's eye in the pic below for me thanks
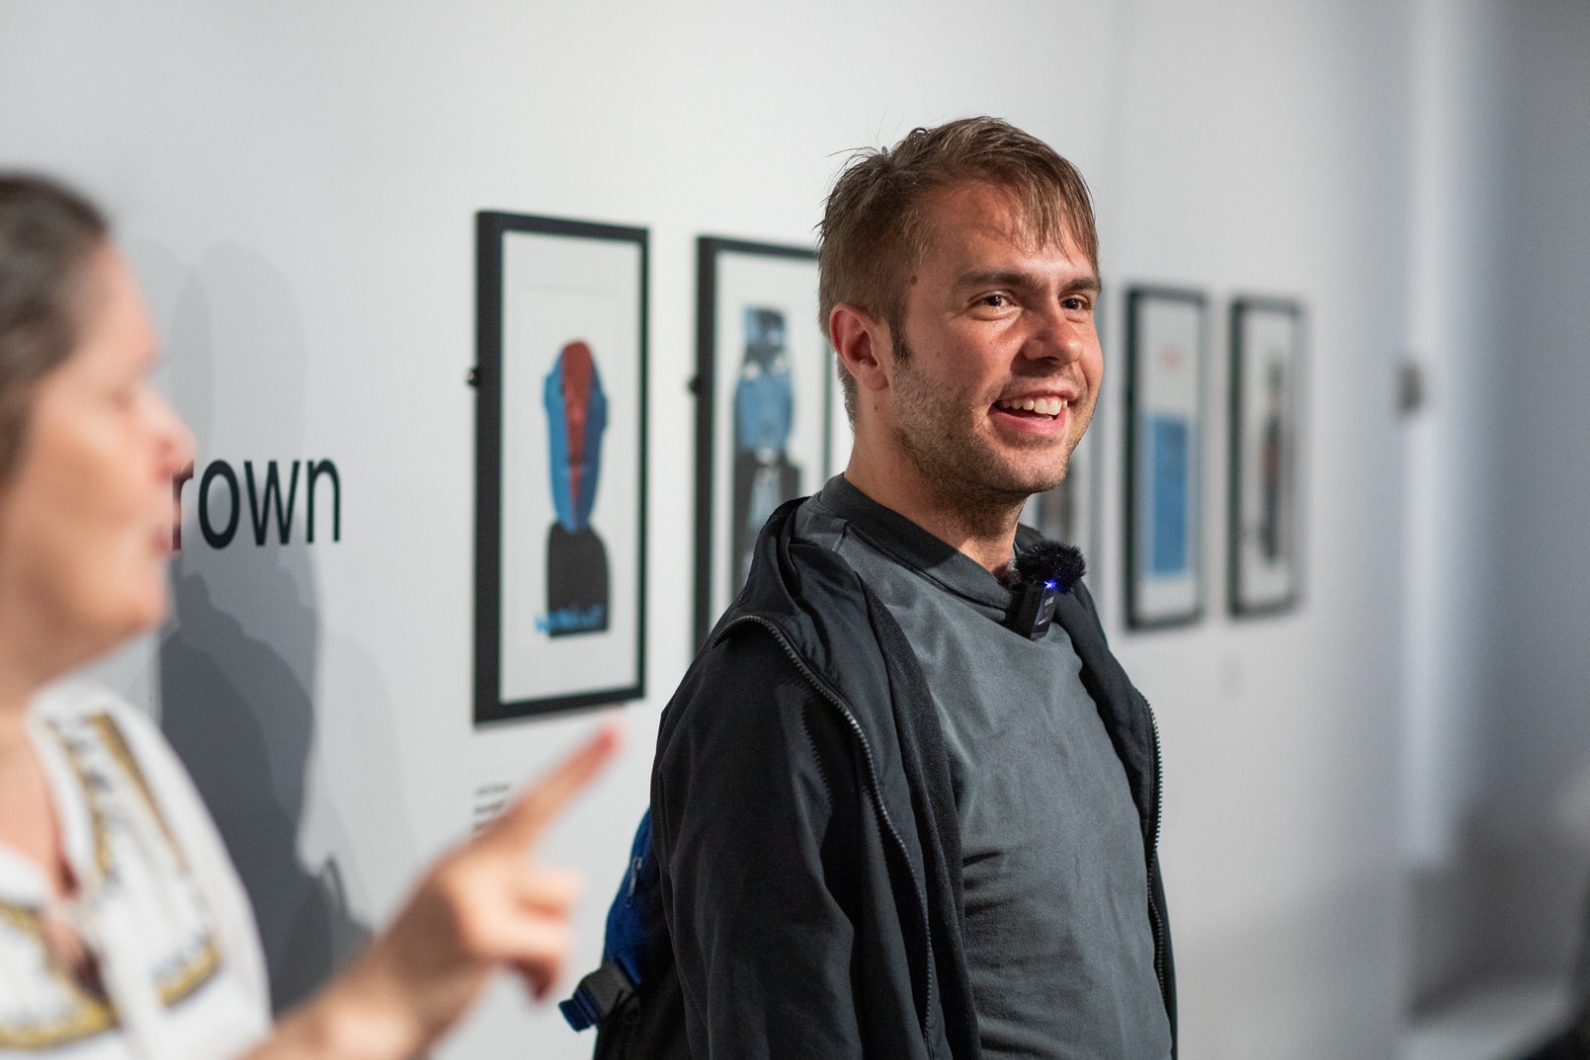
[980,293,1010,308]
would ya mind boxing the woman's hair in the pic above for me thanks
[0,174,108,481]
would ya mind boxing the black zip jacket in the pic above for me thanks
[652,500,1178,1060]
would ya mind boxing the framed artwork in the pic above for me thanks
[693,237,848,646]
[473,211,647,724]
[1125,287,1206,629]
[1228,297,1306,616]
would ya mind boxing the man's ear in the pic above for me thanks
[829,303,893,394]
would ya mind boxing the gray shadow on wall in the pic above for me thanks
[150,243,370,1012]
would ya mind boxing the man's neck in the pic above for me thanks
[842,451,1023,576]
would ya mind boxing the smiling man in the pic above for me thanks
[652,118,1176,1060]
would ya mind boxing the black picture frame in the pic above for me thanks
[693,237,840,647]
[474,211,648,724]
[1228,296,1306,617]
[1124,286,1207,630]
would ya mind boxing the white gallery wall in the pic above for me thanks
[1396,0,1590,1007]
[1098,4,1412,1055]
[0,1,1426,1058]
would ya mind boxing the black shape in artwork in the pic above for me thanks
[540,340,610,638]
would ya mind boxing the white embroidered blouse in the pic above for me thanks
[0,679,270,1059]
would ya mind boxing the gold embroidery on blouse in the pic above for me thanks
[0,899,117,1049]
[157,932,221,1007]
[42,713,224,1012]
[91,712,188,873]
[48,719,114,880]
[92,713,223,1005]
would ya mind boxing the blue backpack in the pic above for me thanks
[560,810,689,1058]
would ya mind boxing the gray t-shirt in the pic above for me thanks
[795,477,1171,1060]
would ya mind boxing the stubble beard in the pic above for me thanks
[888,337,1082,537]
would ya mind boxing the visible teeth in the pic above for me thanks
[998,396,1069,417]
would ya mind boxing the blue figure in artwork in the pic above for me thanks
[540,340,610,637]
[731,307,801,588]
[1147,413,1190,577]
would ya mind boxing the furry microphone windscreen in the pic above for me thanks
[1014,541,1087,595]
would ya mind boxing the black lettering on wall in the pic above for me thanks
[246,460,301,546]
[199,460,241,549]
[306,459,341,544]
[172,462,194,550]
[183,457,340,548]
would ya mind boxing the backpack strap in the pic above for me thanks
[560,958,636,1031]
[561,810,656,1031]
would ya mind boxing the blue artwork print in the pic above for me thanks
[1148,413,1190,576]
[731,306,801,588]
[539,340,611,637]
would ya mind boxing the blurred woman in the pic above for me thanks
[0,174,617,1059]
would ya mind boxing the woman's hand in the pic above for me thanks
[255,723,621,1060]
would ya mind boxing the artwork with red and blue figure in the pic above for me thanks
[540,340,610,637]
[477,211,646,722]
[730,307,802,588]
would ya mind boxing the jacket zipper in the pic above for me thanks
[717,614,939,1041]
[1144,698,1168,1001]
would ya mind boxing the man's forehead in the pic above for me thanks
[916,180,1088,269]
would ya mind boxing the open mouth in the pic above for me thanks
[994,396,1069,420]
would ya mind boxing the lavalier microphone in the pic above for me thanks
[1005,541,1086,640]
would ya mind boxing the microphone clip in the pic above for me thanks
[1007,579,1063,640]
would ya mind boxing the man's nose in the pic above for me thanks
[1022,305,1087,365]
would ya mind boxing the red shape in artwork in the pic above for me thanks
[561,340,595,510]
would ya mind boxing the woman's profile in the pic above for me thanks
[0,174,617,1060]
